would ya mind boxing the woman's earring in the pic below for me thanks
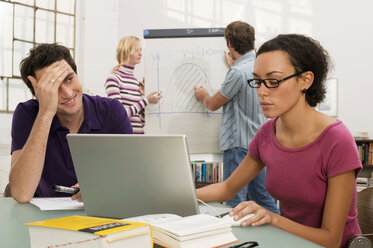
[301,88,307,93]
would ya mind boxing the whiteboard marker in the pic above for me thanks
[153,91,162,97]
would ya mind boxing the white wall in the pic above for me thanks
[1,0,373,147]
[76,0,120,96]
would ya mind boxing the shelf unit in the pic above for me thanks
[355,139,373,165]
[191,162,223,188]
[355,139,373,179]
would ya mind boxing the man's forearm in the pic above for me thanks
[9,114,53,202]
[195,87,228,111]
[202,95,214,110]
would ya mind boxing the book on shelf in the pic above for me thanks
[369,142,373,165]
[25,215,152,248]
[202,163,206,182]
[195,163,201,182]
[123,213,238,248]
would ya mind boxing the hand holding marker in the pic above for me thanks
[147,91,162,104]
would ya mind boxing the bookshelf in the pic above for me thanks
[355,139,373,166]
[191,162,223,188]
[355,139,373,189]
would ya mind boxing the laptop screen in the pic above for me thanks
[67,134,200,218]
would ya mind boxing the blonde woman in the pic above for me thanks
[105,36,162,134]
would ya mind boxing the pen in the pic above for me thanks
[52,185,80,194]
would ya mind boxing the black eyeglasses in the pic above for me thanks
[229,241,259,248]
[248,71,304,89]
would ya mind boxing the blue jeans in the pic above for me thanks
[223,147,280,214]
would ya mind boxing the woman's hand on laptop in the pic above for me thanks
[70,183,82,202]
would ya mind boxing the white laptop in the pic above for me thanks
[67,134,230,219]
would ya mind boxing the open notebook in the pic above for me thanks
[67,134,231,219]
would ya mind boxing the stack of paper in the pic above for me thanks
[124,214,238,248]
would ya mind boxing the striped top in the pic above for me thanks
[219,51,267,151]
[105,65,149,134]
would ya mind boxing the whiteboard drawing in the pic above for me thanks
[160,61,215,113]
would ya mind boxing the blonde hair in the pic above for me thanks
[112,36,140,72]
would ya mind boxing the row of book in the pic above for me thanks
[356,142,373,165]
[191,162,223,183]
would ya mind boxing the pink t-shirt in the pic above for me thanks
[249,118,362,247]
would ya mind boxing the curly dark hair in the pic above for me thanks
[19,43,77,95]
[224,21,255,55]
[256,34,332,107]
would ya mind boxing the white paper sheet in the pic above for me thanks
[30,197,84,210]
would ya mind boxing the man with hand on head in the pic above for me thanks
[9,43,132,203]
[194,21,279,214]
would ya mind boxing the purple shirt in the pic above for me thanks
[11,94,133,197]
[249,118,361,248]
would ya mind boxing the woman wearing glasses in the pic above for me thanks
[197,34,361,248]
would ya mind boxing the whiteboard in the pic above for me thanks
[144,29,228,154]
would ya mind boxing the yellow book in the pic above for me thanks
[25,215,153,248]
